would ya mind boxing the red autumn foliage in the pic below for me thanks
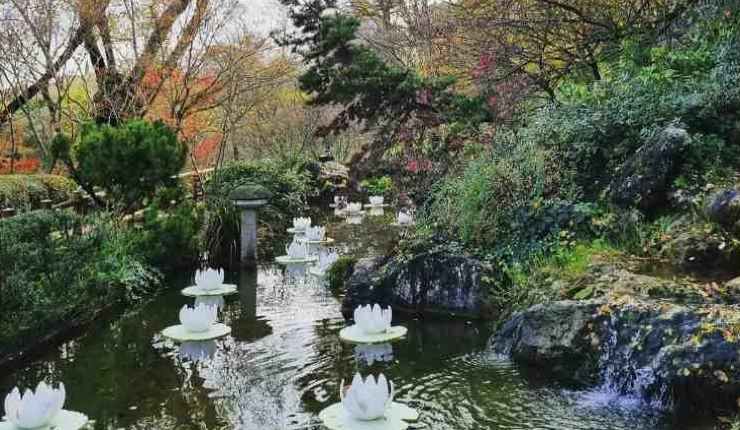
[0,157,41,174]
[143,66,222,168]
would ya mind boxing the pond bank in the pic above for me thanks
[340,245,739,421]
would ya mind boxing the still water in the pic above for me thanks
[0,210,711,429]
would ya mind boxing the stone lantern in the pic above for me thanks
[228,184,272,266]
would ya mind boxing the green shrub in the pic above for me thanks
[528,30,740,199]
[204,159,313,259]
[74,120,186,210]
[0,174,76,210]
[361,176,393,196]
[423,133,583,259]
[326,256,357,292]
[0,210,161,355]
[137,193,205,268]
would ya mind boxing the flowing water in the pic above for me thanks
[0,209,715,429]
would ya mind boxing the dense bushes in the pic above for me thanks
[0,174,77,210]
[422,134,586,259]
[137,193,205,268]
[58,120,187,211]
[0,210,161,355]
[408,9,740,317]
[526,29,740,202]
[204,159,314,260]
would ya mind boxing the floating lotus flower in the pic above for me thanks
[304,226,326,242]
[321,7,339,17]
[341,373,394,421]
[194,268,224,291]
[354,304,392,334]
[4,382,65,429]
[397,211,414,226]
[369,196,384,206]
[293,217,311,231]
[179,304,217,333]
[286,240,309,259]
[346,202,362,214]
[318,251,339,272]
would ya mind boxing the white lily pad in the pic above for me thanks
[319,402,418,430]
[275,255,319,265]
[0,410,88,430]
[297,237,335,245]
[339,325,408,344]
[161,323,231,342]
[181,284,237,297]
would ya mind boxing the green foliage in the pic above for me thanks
[360,176,393,196]
[204,159,313,259]
[423,133,584,258]
[0,210,161,355]
[74,120,186,210]
[533,27,740,198]
[0,174,77,210]
[137,188,205,268]
[325,256,357,292]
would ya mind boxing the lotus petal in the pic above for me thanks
[4,382,65,429]
[179,304,218,333]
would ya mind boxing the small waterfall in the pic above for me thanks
[591,308,673,410]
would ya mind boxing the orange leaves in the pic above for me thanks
[0,158,41,174]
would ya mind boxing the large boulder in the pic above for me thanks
[656,218,740,275]
[342,252,493,319]
[492,300,603,383]
[705,188,740,231]
[608,126,690,211]
[491,298,740,415]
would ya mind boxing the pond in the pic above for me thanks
[0,208,714,429]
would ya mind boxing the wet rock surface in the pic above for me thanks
[342,252,492,319]
[491,265,740,415]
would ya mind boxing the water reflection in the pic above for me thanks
[0,214,716,430]
[369,207,386,217]
[354,343,394,366]
[194,295,225,309]
[346,213,364,225]
[179,341,217,362]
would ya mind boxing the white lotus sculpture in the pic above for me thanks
[4,382,65,429]
[305,226,326,242]
[318,251,339,272]
[194,268,224,291]
[293,217,311,231]
[354,304,392,334]
[286,240,309,259]
[341,373,395,421]
[179,304,218,333]
[346,202,362,214]
[321,7,339,18]
[397,211,414,226]
[369,196,384,206]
